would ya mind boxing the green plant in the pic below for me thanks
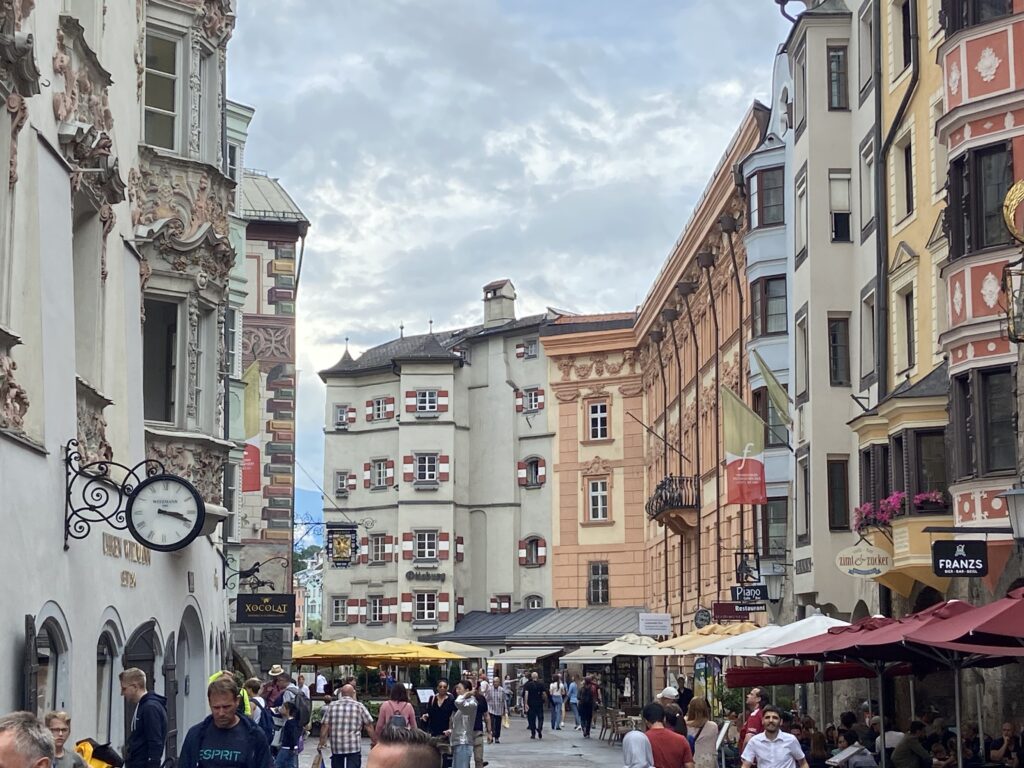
[719,685,743,716]
[366,700,382,720]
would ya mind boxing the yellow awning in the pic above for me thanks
[657,622,760,651]
[292,638,415,662]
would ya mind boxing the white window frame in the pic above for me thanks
[226,142,240,182]
[373,396,388,420]
[334,470,349,497]
[795,173,808,255]
[524,595,544,610]
[858,2,874,92]
[368,595,384,624]
[416,389,438,412]
[414,453,438,483]
[414,592,437,622]
[588,562,609,605]
[588,478,609,521]
[588,401,609,440]
[142,296,182,426]
[829,170,852,243]
[143,31,181,152]
[892,125,916,227]
[525,458,542,486]
[523,388,541,412]
[371,458,388,489]
[523,339,538,359]
[414,530,438,561]
[369,534,387,564]
[795,45,807,129]
[331,597,346,625]
[333,404,349,430]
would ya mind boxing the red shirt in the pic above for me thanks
[741,708,763,750]
[647,727,694,768]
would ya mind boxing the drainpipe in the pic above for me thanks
[663,307,685,621]
[720,213,746,563]
[649,329,670,614]
[699,249,722,596]
[679,281,702,606]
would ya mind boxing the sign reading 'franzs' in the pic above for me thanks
[236,594,296,624]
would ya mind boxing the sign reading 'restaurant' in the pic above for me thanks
[236,594,296,624]
[932,539,988,577]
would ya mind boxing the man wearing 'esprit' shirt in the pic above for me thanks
[179,677,272,768]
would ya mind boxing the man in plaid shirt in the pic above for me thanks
[317,685,375,768]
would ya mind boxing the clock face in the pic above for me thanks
[126,474,206,552]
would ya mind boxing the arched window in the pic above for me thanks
[96,633,117,742]
[524,595,544,610]
[35,619,70,714]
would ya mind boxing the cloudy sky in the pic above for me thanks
[227,1,792,502]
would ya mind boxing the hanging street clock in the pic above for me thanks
[125,473,207,552]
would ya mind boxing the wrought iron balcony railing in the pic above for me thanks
[645,475,700,522]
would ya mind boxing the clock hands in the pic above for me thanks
[157,508,193,522]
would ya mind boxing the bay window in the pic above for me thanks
[948,143,1013,259]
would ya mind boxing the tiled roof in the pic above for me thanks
[887,361,949,400]
[422,606,647,646]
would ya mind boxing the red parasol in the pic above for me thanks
[725,661,914,688]
[763,615,896,660]
[903,587,1024,654]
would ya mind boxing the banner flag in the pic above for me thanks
[722,385,767,504]
[751,348,792,427]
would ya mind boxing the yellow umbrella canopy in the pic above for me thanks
[657,622,760,651]
[292,638,414,663]
[381,643,466,662]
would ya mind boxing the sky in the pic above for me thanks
[227,1,793,508]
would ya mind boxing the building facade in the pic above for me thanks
[0,0,239,759]
[319,281,556,640]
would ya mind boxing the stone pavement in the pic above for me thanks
[300,714,624,767]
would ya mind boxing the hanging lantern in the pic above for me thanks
[1002,180,1024,343]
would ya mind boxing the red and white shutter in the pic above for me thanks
[401,593,412,622]
[385,459,396,486]
[457,597,465,618]
[489,596,498,613]
[537,537,547,566]
[384,535,395,561]
[363,462,371,488]
[359,537,368,565]
[517,539,527,566]
[405,390,417,413]
[514,390,524,412]
[388,597,398,623]
[385,396,396,418]
[365,400,374,421]
[438,592,450,621]
[402,455,414,482]
[537,458,546,485]
[347,407,357,424]
[500,595,511,613]
[358,598,367,623]
[438,390,449,412]
[402,532,414,560]
[517,461,527,486]
[536,388,545,410]
[347,598,359,624]
[455,536,464,562]
[438,532,450,560]
[439,455,450,482]
[347,473,357,491]
[515,343,525,358]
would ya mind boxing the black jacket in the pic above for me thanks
[125,692,167,768]
[179,715,271,768]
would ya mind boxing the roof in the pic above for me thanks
[541,311,636,337]
[887,360,949,400]
[240,171,309,229]
[422,606,648,647]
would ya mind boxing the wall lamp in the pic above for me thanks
[649,329,665,344]
[696,249,716,269]
[718,212,740,234]
[660,308,679,323]
[676,280,698,298]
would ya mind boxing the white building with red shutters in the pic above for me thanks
[318,280,558,641]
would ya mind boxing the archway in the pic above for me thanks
[850,599,871,623]
[911,585,943,614]
[123,620,162,741]
[34,609,71,715]
[177,604,206,749]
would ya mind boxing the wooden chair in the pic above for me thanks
[597,707,612,742]
[613,712,634,744]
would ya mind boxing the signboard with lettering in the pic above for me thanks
[834,543,892,579]
[712,602,766,621]
[693,608,713,629]
[326,524,358,568]
[406,570,446,583]
[236,594,296,624]
[932,539,988,576]
[731,584,768,602]
[638,613,673,636]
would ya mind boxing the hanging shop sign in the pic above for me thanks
[326,523,358,568]
[834,543,892,579]
[731,584,768,602]
[236,593,296,624]
[932,540,988,577]
[693,607,713,629]
[638,613,673,636]
[712,601,766,621]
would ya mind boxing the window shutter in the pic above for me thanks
[489,595,498,613]
[518,539,527,565]
[438,531,450,560]
[405,390,417,413]
[358,598,367,623]
[401,593,412,622]
[347,473,357,491]
[385,459,395,486]
[402,455,414,482]
[438,592,450,622]
[385,396,396,417]
[515,390,524,412]
[439,455,450,482]
[457,597,465,617]
[347,598,359,624]
[384,535,395,561]
[538,458,546,484]
[359,537,368,565]
[437,390,449,412]
[365,400,374,421]
[516,343,525,358]
[537,537,547,566]
[347,407,357,424]
[402,532,414,560]
[455,536,464,562]
[388,597,398,623]
[517,460,528,486]
[537,388,545,409]
[363,462,371,489]
[500,595,511,613]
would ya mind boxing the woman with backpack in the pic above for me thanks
[685,697,720,768]
[577,675,599,739]
[374,684,417,737]
[275,702,301,768]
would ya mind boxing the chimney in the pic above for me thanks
[482,279,516,328]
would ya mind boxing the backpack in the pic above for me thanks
[289,686,312,728]
[579,684,594,706]
[75,740,124,768]
[252,697,275,743]
[387,702,410,730]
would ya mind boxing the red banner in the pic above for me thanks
[722,386,767,504]
[241,443,261,492]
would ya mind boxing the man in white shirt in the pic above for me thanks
[315,673,328,696]
[297,674,311,700]
[870,716,904,753]
[741,706,810,768]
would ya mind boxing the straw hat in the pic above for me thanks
[268,664,285,677]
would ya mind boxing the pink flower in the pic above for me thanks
[913,491,945,507]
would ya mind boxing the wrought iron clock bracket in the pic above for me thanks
[64,438,165,551]
[219,551,291,591]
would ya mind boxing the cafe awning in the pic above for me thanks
[561,646,616,664]
[493,647,563,665]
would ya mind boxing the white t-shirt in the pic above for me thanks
[315,674,328,694]
[549,682,566,698]
[300,684,311,699]
[741,730,806,768]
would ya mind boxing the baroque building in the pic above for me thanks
[0,0,240,761]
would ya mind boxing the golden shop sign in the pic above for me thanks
[834,543,893,579]
[236,594,296,625]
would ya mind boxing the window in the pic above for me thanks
[224,308,238,378]
[523,388,542,412]
[902,289,916,370]
[759,498,788,558]
[372,459,388,489]
[895,0,913,73]
[587,478,609,521]
[948,143,1013,259]
[859,2,874,91]
[525,537,541,566]
[144,34,178,150]
[588,400,609,439]
[95,634,116,743]
[891,433,906,492]
[794,46,807,130]
[416,389,438,412]
[748,167,785,228]
[930,98,947,199]
[827,458,850,530]
[943,0,1013,33]
[894,132,915,221]
[752,387,788,448]
[588,562,609,605]
[331,597,346,624]
[334,471,349,497]
[414,453,438,483]
[368,596,384,624]
[860,292,876,380]
[796,314,809,398]
[827,46,849,109]
[751,277,787,337]
[373,397,388,420]
[142,299,178,423]
[414,593,437,622]
[525,595,544,610]
[226,142,239,182]
[795,173,808,258]
[523,339,538,358]
[828,317,851,386]
[859,138,875,229]
[369,534,386,564]
[829,171,852,242]
[797,457,811,546]
[914,429,947,495]
[333,404,349,429]
[193,309,212,424]
[414,530,438,560]
[980,369,1015,472]
[525,458,542,486]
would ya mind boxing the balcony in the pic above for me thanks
[646,475,700,534]
[864,511,955,598]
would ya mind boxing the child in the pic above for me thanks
[275,702,301,768]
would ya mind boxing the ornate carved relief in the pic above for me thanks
[215,303,226,431]
[554,389,579,403]
[0,0,40,98]
[146,431,227,506]
[557,356,575,381]
[75,376,113,464]
[0,325,27,431]
[188,36,201,156]
[98,204,114,281]
[6,92,24,189]
[241,322,294,364]
[581,456,612,476]
[186,292,199,420]
[618,383,643,397]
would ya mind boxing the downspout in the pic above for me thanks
[663,307,685,621]
[720,215,746,562]
[680,282,702,606]
[650,329,670,614]
[699,250,722,596]
[875,0,919,399]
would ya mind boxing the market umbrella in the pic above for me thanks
[725,662,914,688]
[691,612,849,658]
[657,622,760,652]
[293,637,416,663]
[597,633,678,657]
[430,641,492,659]
[381,643,466,662]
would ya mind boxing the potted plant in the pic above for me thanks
[913,490,947,513]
